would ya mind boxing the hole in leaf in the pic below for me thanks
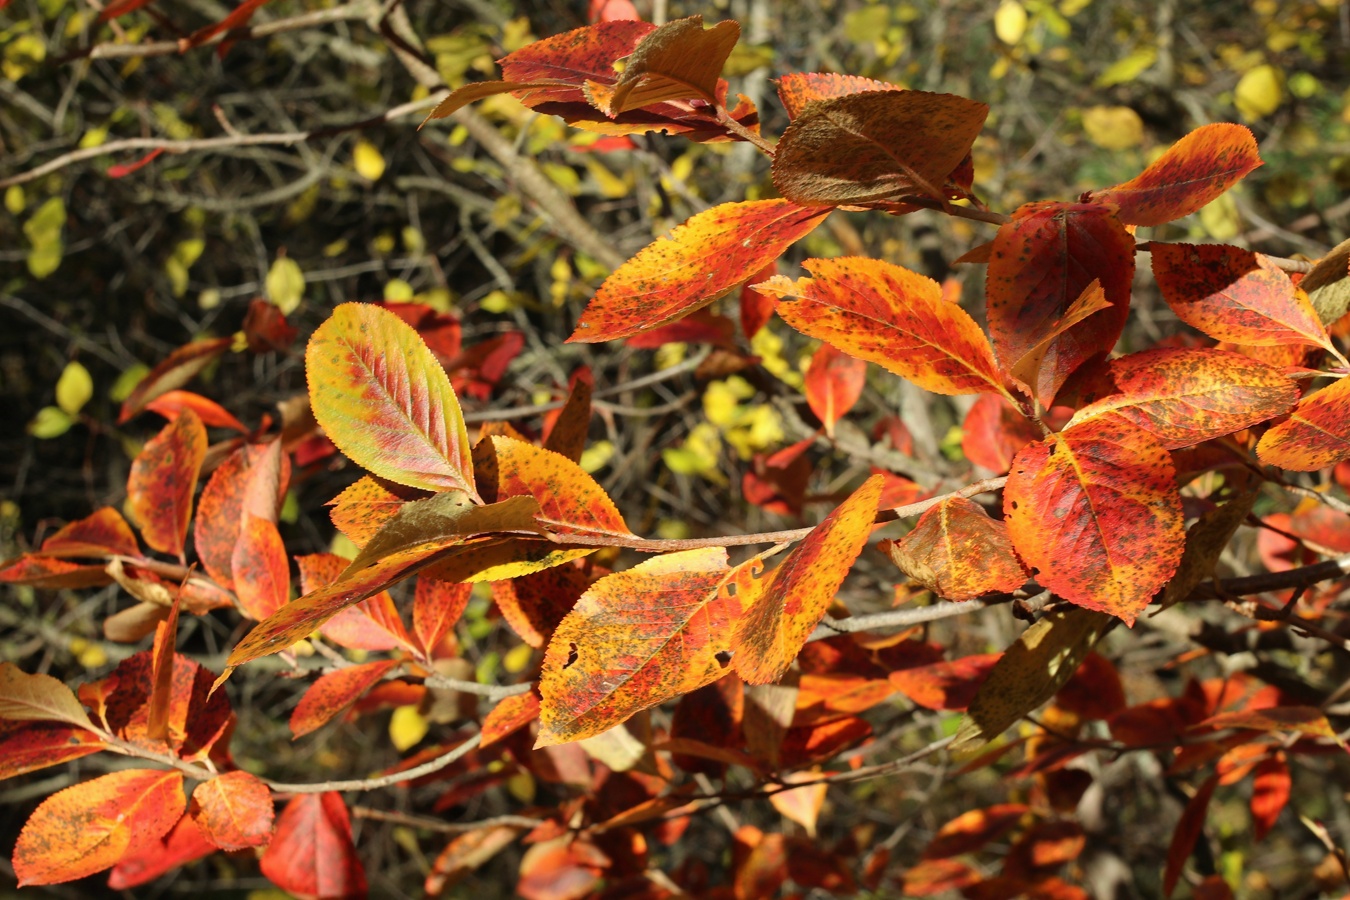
[715,650,733,667]
[726,582,737,597]
[563,642,579,670]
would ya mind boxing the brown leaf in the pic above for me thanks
[584,16,740,115]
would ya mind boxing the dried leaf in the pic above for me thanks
[584,16,740,115]
[776,72,901,120]
[345,491,541,575]
[881,497,1027,601]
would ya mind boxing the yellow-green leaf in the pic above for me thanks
[55,362,93,417]
[353,140,387,181]
[1235,64,1283,119]
[265,256,305,315]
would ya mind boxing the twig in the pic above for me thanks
[267,733,482,794]
[423,674,531,700]
[349,806,542,833]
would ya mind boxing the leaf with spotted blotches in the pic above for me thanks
[260,793,366,900]
[118,336,232,423]
[732,475,884,685]
[97,650,233,761]
[290,659,400,739]
[13,769,185,886]
[327,475,428,548]
[568,200,830,343]
[880,498,1027,601]
[1004,417,1184,624]
[771,90,987,206]
[492,562,597,648]
[0,722,106,781]
[1084,124,1262,226]
[1069,348,1297,449]
[536,547,742,746]
[804,343,866,437]
[584,16,740,115]
[414,576,472,657]
[126,409,207,561]
[232,514,289,621]
[1151,243,1330,349]
[1257,376,1350,471]
[296,553,413,653]
[189,770,273,851]
[776,72,901,119]
[542,373,593,462]
[307,303,474,496]
[759,257,1010,398]
[986,202,1136,408]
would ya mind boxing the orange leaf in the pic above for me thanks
[290,659,400,739]
[143,389,248,432]
[901,858,982,896]
[492,562,596,648]
[888,654,1001,710]
[297,553,412,653]
[260,793,367,899]
[424,824,524,896]
[584,16,740,115]
[1163,775,1218,897]
[1195,705,1333,737]
[1257,375,1350,471]
[986,202,1136,407]
[146,589,184,743]
[195,442,291,590]
[189,770,274,851]
[13,769,185,886]
[771,90,987,206]
[1004,417,1184,624]
[414,576,472,657]
[0,721,105,781]
[0,554,111,589]
[961,394,1042,473]
[99,650,233,760]
[118,336,232,423]
[232,513,290,621]
[1070,347,1297,449]
[0,661,96,729]
[732,475,883,684]
[40,506,140,559]
[880,497,1028,601]
[1085,123,1262,226]
[481,691,541,747]
[568,200,829,343]
[1151,243,1328,348]
[761,257,1007,397]
[1250,755,1290,841]
[106,814,216,890]
[541,373,593,462]
[768,772,827,838]
[804,343,866,437]
[536,547,740,746]
[126,408,207,560]
[306,303,474,496]
[328,475,427,548]
[922,803,1029,859]
[776,72,901,120]
[1008,280,1114,401]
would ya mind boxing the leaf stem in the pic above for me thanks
[716,104,776,156]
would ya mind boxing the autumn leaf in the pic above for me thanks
[1007,280,1113,401]
[1004,417,1184,623]
[260,793,367,899]
[1159,484,1260,610]
[425,825,526,895]
[414,576,472,657]
[0,722,106,781]
[986,202,1136,407]
[732,475,883,684]
[328,475,428,548]
[541,374,593,462]
[960,394,1043,473]
[1084,123,1262,226]
[39,506,140,559]
[481,691,542,747]
[1257,376,1350,471]
[776,72,901,120]
[232,514,290,621]
[568,200,830,343]
[0,662,95,729]
[126,408,207,560]
[344,491,542,575]
[493,562,597,648]
[804,343,867,437]
[923,804,1030,859]
[760,257,1010,398]
[880,497,1028,601]
[1068,347,1297,449]
[584,16,740,115]
[1250,755,1290,841]
[1163,775,1218,897]
[536,547,741,746]
[296,553,413,653]
[290,659,400,739]
[888,654,1001,711]
[195,443,291,590]
[117,336,232,423]
[144,389,248,432]
[189,770,274,851]
[1151,243,1329,348]
[307,302,475,496]
[13,769,185,886]
[105,815,216,891]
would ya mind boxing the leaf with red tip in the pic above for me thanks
[40,507,140,559]
[260,793,367,900]
[0,721,105,781]
[1250,755,1290,841]
[126,409,207,560]
[880,497,1028,601]
[1257,375,1350,471]
[776,72,901,120]
[888,654,1001,710]
[1004,417,1184,623]
[569,200,829,343]
[307,303,474,496]
[0,662,95,728]
[771,90,987,206]
[13,769,185,886]
[804,343,867,437]
[118,337,232,423]
[1152,243,1329,348]
[144,390,248,432]
[584,16,740,115]
[189,770,274,850]
[106,814,216,890]
[1163,775,1218,897]
[760,257,1009,397]
[290,659,400,739]
[414,576,472,657]
[732,475,884,684]
[536,547,741,746]
[481,691,541,747]
[1085,123,1262,226]
[986,202,1136,407]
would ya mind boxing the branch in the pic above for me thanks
[266,733,482,794]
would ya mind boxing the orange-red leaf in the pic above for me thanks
[1250,755,1290,841]
[1151,243,1328,348]
[961,394,1042,473]
[13,769,185,886]
[328,475,427,548]
[1085,123,1262,226]
[584,16,739,115]
[118,337,232,423]
[492,562,596,648]
[126,408,207,560]
[880,497,1028,601]
[0,661,96,728]
[986,202,1136,407]
[1257,375,1350,471]
[144,389,248,432]
[888,654,1001,711]
[180,0,271,52]
[189,770,274,850]
[1004,417,1184,624]
[481,691,541,747]
[804,343,866,437]
[105,814,216,891]
[260,793,367,899]
[1163,775,1218,897]
[290,659,400,739]
[542,374,593,462]
[195,442,291,590]
[232,513,289,621]
[307,303,474,495]
[414,576,472,657]
[771,90,988,206]
[776,72,901,120]
[923,804,1029,859]
[732,475,883,684]
[0,722,105,781]
[536,547,741,745]
[1069,347,1297,449]
[760,257,1007,397]
[0,554,111,589]
[569,200,829,343]
[40,506,140,559]
[296,553,412,653]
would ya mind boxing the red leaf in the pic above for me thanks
[961,394,1043,473]
[1163,775,1218,897]
[922,803,1028,859]
[492,562,594,648]
[297,553,412,652]
[0,721,105,781]
[290,659,400,739]
[189,770,274,850]
[804,342,867,437]
[481,691,541,747]
[106,814,216,890]
[126,409,208,560]
[583,16,740,116]
[1250,754,1290,841]
[260,793,367,899]
[99,0,154,20]
[569,200,829,343]
[40,506,140,559]
[107,147,166,179]
[195,442,291,590]
[99,650,234,760]
[0,554,111,589]
[414,576,472,657]
[1053,652,1125,720]
[740,262,779,338]
[888,654,1001,710]
[144,389,249,432]
[180,0,273,52]
[118,336,232,423]
[242,297,299,352]
[232,513,289,621]
[1257,375,1350,471]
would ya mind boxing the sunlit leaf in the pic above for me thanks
[776,72,900,120]
[1257,376,1350,471]
[880,497,1028,601]
[584,16,740,115]
[189,770,274,851]
[118,337,232,424]
[126,409,207,560]
[290,659,400,739]
[0,663,95,729]
[804,343,866,437]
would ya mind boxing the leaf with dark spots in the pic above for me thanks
[776,72,902,120]
[1257,375,1350,471]
[327,475,429,548]
[880,497,1028,601]
[126,409,207,561]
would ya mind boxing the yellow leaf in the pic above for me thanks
[1095,47,1157,87]
[389,705,429,751]
[994,0,1028,45]
[265,256,305,314]
[29,407,73,440]
[503,642,533,674]
[1235,64,1283,119]
[353,140,387,181]
[1082,105,1144,150]
[55,361,93,417]
[579,440,613,474]
[1199,192,1241,241]
[78,126,108,149]
[3,185,23,214]
[109,363,150,402]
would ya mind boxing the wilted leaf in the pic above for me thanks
[13,769,185,886]
[1256,376,1350,471]
[290,659,400,739]
[118,336,232,424]
[126,409,207,560]
[542,375,593,462]
[584,16,740,115]
[346,491,541,575]
[0,663,95,729]
[1085,124,1261,226]
[881,497,1027,601]
[1004,417,1184,623]
[776,72,900,120]
[768,772,827,837]
[307,303,474,495]
[732,475,883,684]
[568,200,829,343]
[189,770,274,851]
[260,793,367,899]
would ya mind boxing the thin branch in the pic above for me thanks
[715,104,775,155]
[423,674,531,699]
[897,196,1011,225]
[349,806,542,833]
[267,733,482,794]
